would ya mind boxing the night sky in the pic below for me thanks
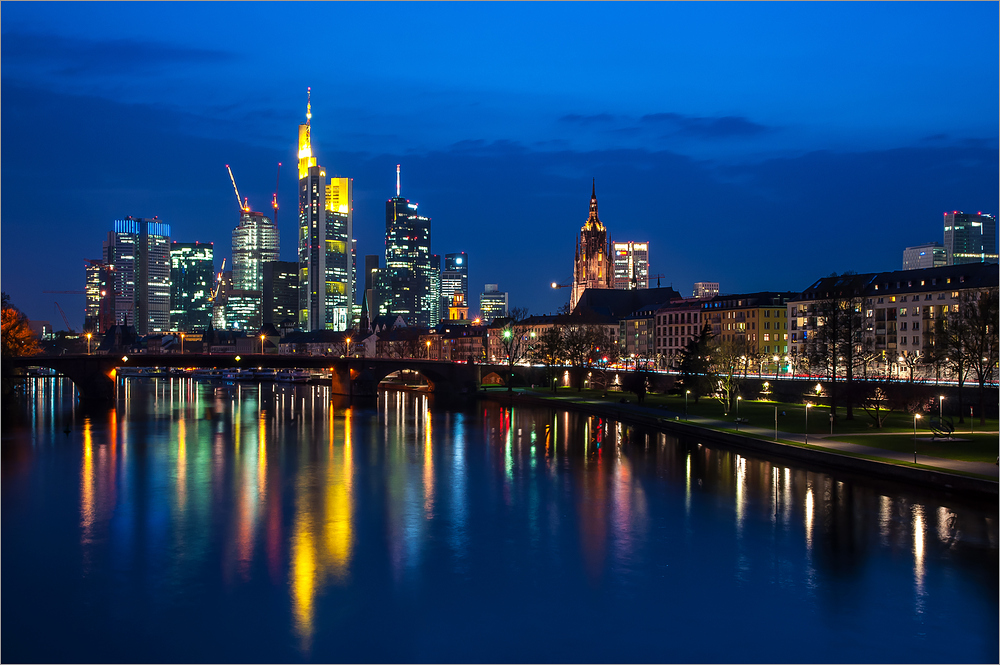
[2,2,997,329]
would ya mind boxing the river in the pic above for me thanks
[2,377,996,663]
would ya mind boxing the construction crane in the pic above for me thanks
[53,302,75,333]
[272,162,281,226]
[43,290,85,294]
[226,165,249,212]
[211,258,227,304]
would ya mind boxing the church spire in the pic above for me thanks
[584,178,603,230]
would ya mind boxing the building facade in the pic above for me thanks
[654,299,704,367]
[262,260,299,326]
[944,211,998,265]
[701,291,795,364]
[169,241,214,332]
[84,259,115,333]
[613,241,649,290]
[903,242,947,271]
[377,166,435,327]
[693,282,720,299]
[440,252,468,320]
[103,217,171,334]
[297,88,354,331]
[232,210,279,292]
[571,181,613,311]
[479,284,508,322]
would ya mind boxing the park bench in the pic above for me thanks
[929,418,954,440]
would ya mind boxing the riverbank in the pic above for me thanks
[485,387,999,499]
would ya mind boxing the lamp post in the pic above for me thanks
[685,389,690,420]
[939,395,944,422]
[913,413,921,464]
[426,340,431,359]
[773,354,780,380]
[345,337,352,358]
[86,332,92,355]
[805,403,812,444]
[180,332,185,355]
[260,334,266,355]
[736,395,742,431]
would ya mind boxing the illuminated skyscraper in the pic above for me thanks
[376,165,435,327]
[571,181,613,310]
[441,252,468,318]
[103,217,171,334]
[944,211,998,265]
[262,261,299,326]
[170,241,215,332]
[297,88,354,331]
[84,259,114,333]
[232,210,279,291]
[612,241,649,290]
[902,242,947,271]
[479,284,508,323]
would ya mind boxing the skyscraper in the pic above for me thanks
[297,88,354,331]
[902,242,947,271]
[232,210,279,291]
[571,181,613,311]
[944,211,998,265]
[84,259,114,333]
[377,165,434,327]
[170,241,215,332]
[612,241,649,290]
[441,252,469,318]
[262,261,299,326]
[103,217,171,334]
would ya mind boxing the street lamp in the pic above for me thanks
[805,403,812,444]
[939,395,945,422]
[773,354,779,379]
[260,334,266,355]
[86,332,93,355]
[180,332,185,354]
[913,413,921,464]
[685,389,690,420]
[426,340,431,359]
[345,337,352,358]
[736,395,742,431]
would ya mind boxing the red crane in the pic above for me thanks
[53,301,75,333]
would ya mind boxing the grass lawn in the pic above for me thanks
[515,386,998,440]
[831,433,999,464]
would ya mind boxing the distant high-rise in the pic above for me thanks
[612,241,649,290]
[429,254,441,325]
[944,211,998,265]
[170,241,215,332]
[902,242,947,271]
[479,284,508,323]
[84,259,114,333]
[441,252,468,319]
[262,261,299,326]
[693,282,720,299]
[212,270,233,328]
[571,181,613,311]
[103,217,171,334]
[377,165,434,327]
[297,88,354,331]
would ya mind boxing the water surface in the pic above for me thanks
[2,378,997,663]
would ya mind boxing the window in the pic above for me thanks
[890,296,897,303]
[951,291,959,298]
[899,308,907,316]
[764,334,770,341]
[900,322,907,331]
[901,296,907,302]
[913,322,919,331]
[765,310,770,317]
[925,294,932,300]
[912,336,919,346]
[764,321,770,329]
[900,336,907,345]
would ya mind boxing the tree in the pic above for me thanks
[2,294,42,358]
[588,327,620,397]
[709,337,753,415]
[957,287,998,426]
[677,322,714,403]
[532,326,565,392]
[807,285,866,419]
[498,307,530,392]
[934,303,972,423]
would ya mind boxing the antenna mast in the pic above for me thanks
[272,162,282,226]
[396,164,401,197]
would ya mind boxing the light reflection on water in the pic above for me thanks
[1,377,997,663]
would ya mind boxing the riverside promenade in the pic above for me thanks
[491,388,999,495]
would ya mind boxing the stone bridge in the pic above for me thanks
[4,354,548,403]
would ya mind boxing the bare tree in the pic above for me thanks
[710,337,753,415]
[498,307,530,392]
[958,287,998,426]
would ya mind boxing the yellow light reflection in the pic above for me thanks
[913,504,926,602]
[423,407,435,519]
[81,418,94,540]
[804,485,814,551]
[177,417,187,510]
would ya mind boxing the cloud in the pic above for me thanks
[1,31,235,77]
[641,112,771,138]
[558,113,619,125]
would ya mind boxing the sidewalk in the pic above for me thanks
[510,389,999,480]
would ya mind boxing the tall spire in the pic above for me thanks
[297,87,316,179]
[396,164,401,198]
[584,178,603,230]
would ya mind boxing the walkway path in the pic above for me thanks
[509,389,999,480]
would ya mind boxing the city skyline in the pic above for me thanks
[2,2,997,328]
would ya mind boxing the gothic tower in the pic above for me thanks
[570,180,613,310]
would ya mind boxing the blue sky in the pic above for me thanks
[2,2,997,328]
